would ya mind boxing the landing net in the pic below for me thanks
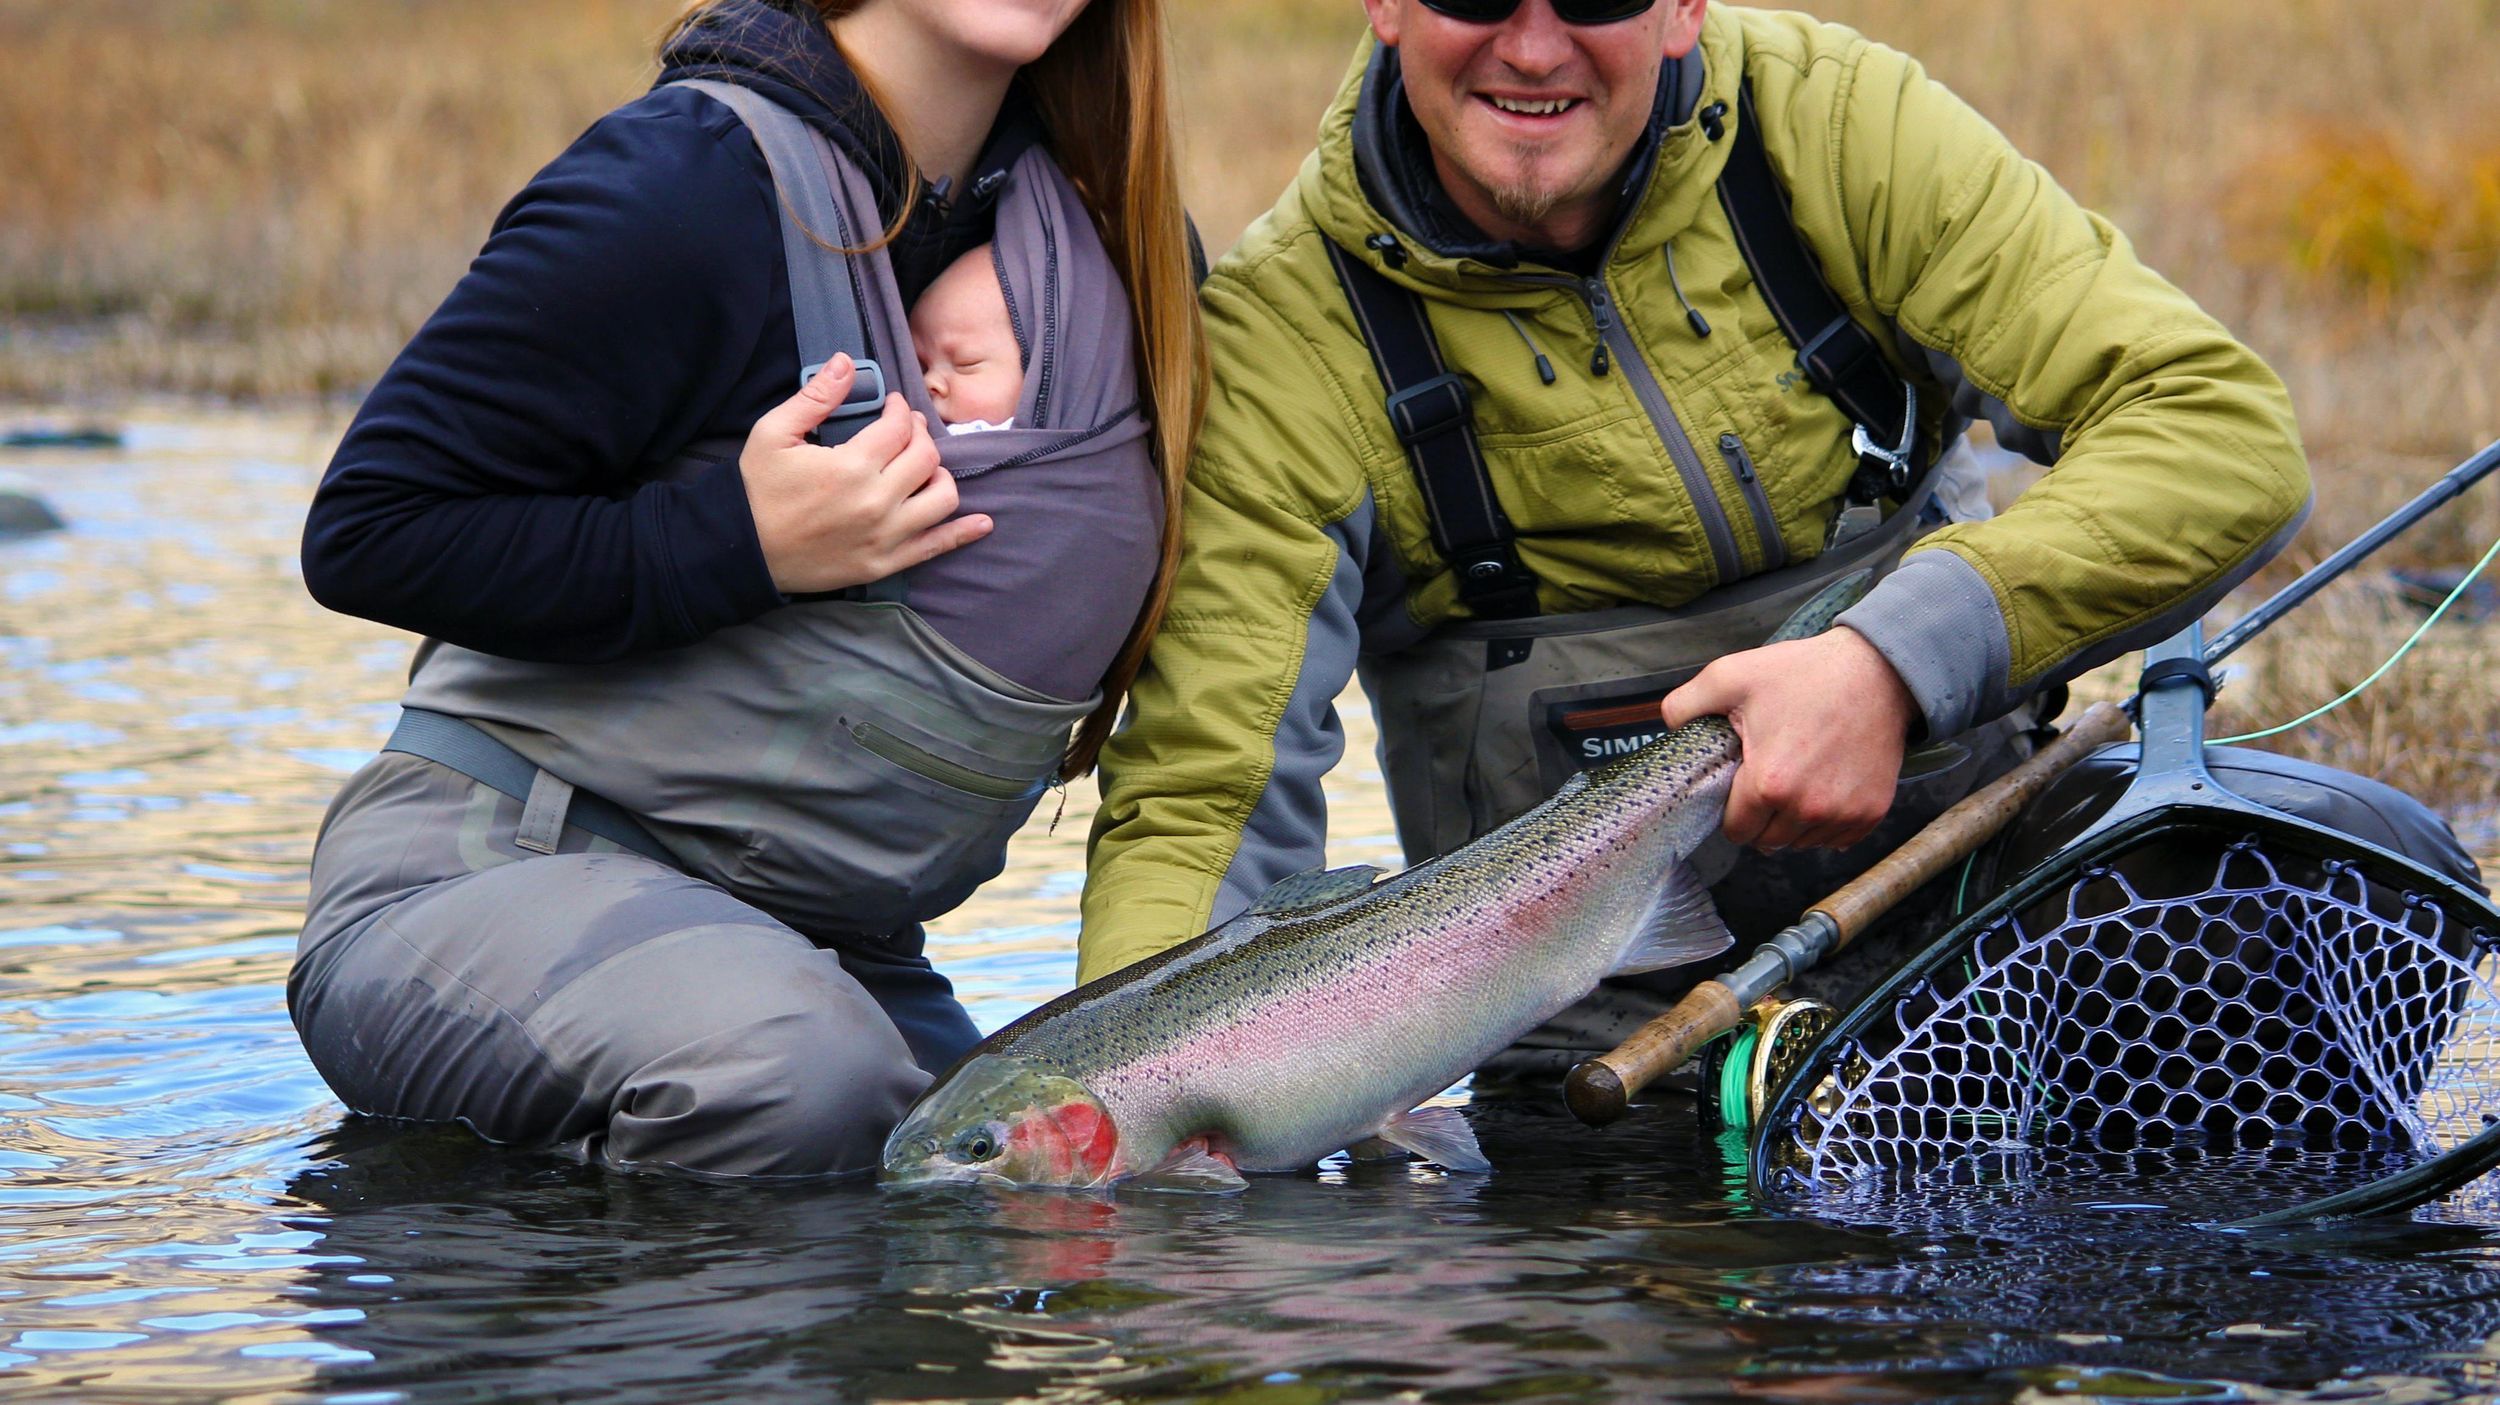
[1762,835,2500,1202]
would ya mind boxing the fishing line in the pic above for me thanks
[2215,529,2500,745]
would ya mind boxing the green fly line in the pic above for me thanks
[1719,1022,1762,1132]
[2216,529,2500,745]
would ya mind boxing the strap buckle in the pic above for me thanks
[1849,380,1920,499]
[800,357,890,420]
[1384,371,1472,450]
[1453,546,1540,619]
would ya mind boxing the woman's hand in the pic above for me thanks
[739,354,994,595]
[1659,627,1919,852]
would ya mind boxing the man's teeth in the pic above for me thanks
[1490,96,1575,116]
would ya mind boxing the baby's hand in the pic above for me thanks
[738,355,993,595]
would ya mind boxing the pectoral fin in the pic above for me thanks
[1617,861,1737,975]
[1131,1141,1248,1194]
[1369,1104,1490,1174]
[1251,864,1385,915]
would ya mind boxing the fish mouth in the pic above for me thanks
[878,1105,982,1187]
[877,1054,1124,1190]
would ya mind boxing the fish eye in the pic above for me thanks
[952,1129,1001,1164]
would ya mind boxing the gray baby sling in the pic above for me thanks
[396,80,1156,942]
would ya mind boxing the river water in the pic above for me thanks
[2,408,2499,1403]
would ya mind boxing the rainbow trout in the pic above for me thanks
[881,574,1875,1191]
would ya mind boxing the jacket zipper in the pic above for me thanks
[1718,433,1788,573]
[851,722,1036,802]
[1573,273,1742,585]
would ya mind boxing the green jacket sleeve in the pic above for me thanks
[1078,248,1377,983]
[1799,38,2311,738]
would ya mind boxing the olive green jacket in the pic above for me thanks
[1079,7,2309,982]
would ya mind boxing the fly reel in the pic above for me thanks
[1698,995,1837,1135]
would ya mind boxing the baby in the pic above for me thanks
[909,245,1023,435]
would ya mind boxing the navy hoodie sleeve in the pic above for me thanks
[302,94,790,662]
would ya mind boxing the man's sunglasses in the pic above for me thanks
[1417,0,1658,25]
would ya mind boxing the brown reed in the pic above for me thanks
[1,0,2493,833]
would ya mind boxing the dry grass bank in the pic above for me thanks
[2,0,2495,825]
[0,0,672,399]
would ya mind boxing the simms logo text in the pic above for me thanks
[1581,729,1666,760]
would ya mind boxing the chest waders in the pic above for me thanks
[1342,83,2034,973]
[394,82,1154,944]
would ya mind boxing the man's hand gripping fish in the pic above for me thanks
[880,575,1878,1191]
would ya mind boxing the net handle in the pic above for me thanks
[1565,701,2134,1126]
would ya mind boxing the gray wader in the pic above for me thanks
[1362,483,2037,1088]
[291,82,1148,1176]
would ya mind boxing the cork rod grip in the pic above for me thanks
[1564,980,1743,1127]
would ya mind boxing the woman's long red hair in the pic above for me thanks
[667,0,1206,778]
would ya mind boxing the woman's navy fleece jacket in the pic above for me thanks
[301,0,1036,663]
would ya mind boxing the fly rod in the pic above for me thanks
[2202,435,2500,669]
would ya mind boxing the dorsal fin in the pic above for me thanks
[1250,864,1384,915]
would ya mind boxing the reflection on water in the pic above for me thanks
[0,407,2498,1402]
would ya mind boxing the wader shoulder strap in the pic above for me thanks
[1716,80,1925,506]
[1324,239,1542,620]
[671,79,888,443]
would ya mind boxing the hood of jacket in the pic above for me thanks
[658,0,1041,296]
[1316,8,1746,296]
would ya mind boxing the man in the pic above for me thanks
[1080,0,2310,1077]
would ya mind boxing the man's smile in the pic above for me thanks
[1478,91,1587,127]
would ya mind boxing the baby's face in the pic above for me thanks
[910,250,1024,427]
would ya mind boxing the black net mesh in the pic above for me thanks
[1763,832,2500,1202]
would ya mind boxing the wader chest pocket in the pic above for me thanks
[848,721,1043,803]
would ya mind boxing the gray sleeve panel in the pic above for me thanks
[1842,494,2314,739]
[1898,330,2065,467]
[1208,494,1378,927]
[1837,550,2011,742]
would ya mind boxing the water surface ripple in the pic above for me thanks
[1,409,2497,1403]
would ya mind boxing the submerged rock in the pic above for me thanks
[0,472,65,536]
[1,425,122,450]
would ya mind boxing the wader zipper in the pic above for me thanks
[851,722,1036,802]
[1718,433,1788,573]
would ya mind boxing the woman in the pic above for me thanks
[293,0,1203,1178]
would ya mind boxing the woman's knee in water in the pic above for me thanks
[600,1003,929,1178]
